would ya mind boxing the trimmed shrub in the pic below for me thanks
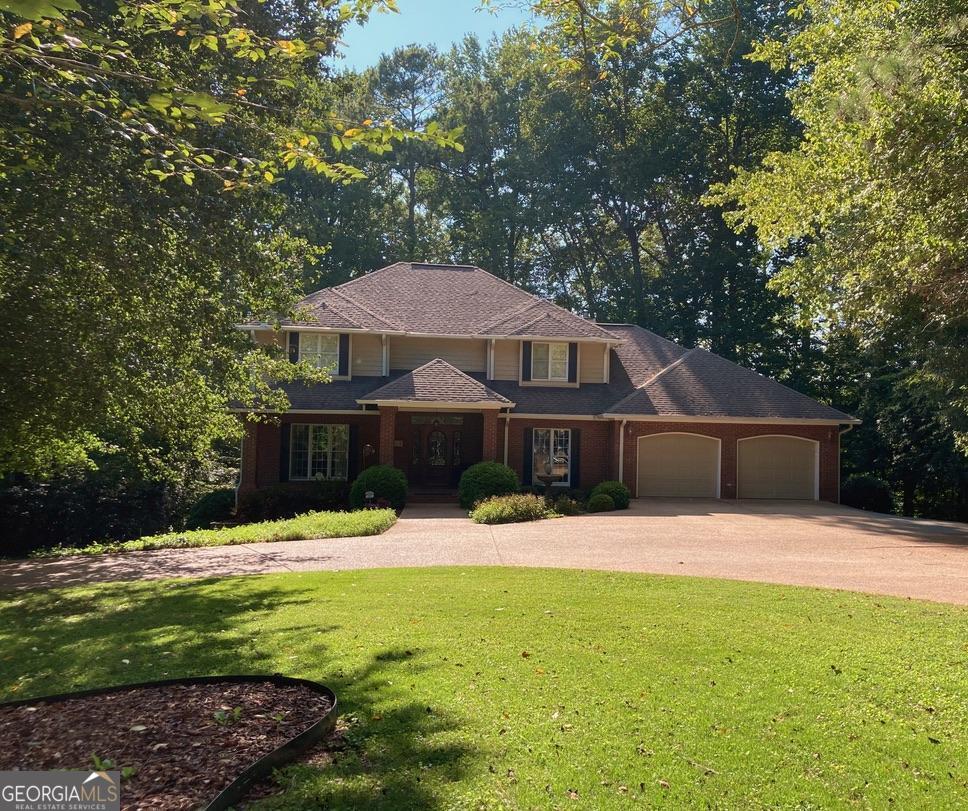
[349,465,409,513]
[186,488,236,529]
[553,495,583,516]
[470,493,550,525]
[586,493,616,513]
[841,474,893,514]
[458,462,519,509]
[590,480,631,510]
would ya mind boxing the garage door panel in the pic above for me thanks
[637,434,719,498]
[738,436,817,500]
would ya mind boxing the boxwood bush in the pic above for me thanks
[469,493,551,524]
[349,465,409,513]
[458,462,519,509]
[589,480,631,510]
[586,492,616,513]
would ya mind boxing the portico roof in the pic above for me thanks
[357,358,514,409]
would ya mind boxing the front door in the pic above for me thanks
[409,415,466,487]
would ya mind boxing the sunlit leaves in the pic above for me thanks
[0,0,463,186]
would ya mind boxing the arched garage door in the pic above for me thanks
[737,436,818,500]
[637,433,720,498]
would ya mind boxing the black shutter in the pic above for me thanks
[288,331,299,363]
[279,423,291,482]
[521,341,532,382]
[522,427,533,486]
[568,342,578,383]
[348,424,360,480]
[338,334,350,377]
[570,428,581,489]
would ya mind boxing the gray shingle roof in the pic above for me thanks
[600,324,690,387]
[359,358,513,405]
[285,263,618,340]
[606,344,855,421]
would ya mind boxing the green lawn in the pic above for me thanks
[1,568,965,809]
[30,509,397,558]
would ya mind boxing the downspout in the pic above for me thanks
[503,413,511,466]
[617,419,627,486]
[235,430,244,513]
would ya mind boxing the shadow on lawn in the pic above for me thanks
[0,579,474,810]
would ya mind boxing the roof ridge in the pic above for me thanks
[607,348,697,412]
[291,289,369,329]
[602,323,685,350]
[465,265,619,340]
[476,299,542,332]
[334,261,409,291]
[329,287,400,330]
[361,357,512,404]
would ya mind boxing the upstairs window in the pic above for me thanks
[299,333,340,371]
[290,424,349,481]
[532,342,569,381]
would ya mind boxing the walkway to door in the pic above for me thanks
[1,500,965,605]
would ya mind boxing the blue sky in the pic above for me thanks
[336,0,534,70]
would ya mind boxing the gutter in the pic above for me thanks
[617,419,627,485]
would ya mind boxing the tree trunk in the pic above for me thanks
[902,479,915,516]
[625,224,647,327]
[406,161,417,258]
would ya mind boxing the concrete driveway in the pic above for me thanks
[1,500,966,605]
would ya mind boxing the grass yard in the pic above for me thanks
[1,568,965,809]
[30,509,397,558]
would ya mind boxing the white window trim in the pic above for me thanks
[531,341,569,382]
[289,424,349,481]
[532,427,571,486]
[298,332,340,373]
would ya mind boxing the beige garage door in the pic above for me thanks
[637,433,720,497]
[738,436,818,499]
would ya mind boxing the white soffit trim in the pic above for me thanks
[239,323,621,344]
[600,414,859,425]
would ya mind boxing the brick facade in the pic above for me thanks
[482,410,499,462]
[504,417,613,492]
[618,421,840,502]
[240,413,842,503]
[378,406,398,465]
[238,413,380,492]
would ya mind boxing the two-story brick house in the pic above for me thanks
[238,262,857,502]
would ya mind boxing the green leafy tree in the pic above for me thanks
[712,0,968,438]
[0,0,462,477]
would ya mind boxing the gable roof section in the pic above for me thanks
[288,263,618,341]
[358,358,513,406]
[606,343,856,422]
[600,324,690,387]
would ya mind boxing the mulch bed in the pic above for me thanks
[0,680,334,810]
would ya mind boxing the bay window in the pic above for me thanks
[290,424,349,481]
[531,341,569,381]
[532,428,571,484]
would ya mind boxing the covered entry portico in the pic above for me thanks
[357,358,513,491]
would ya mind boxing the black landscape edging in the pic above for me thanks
[0,673,338,811]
